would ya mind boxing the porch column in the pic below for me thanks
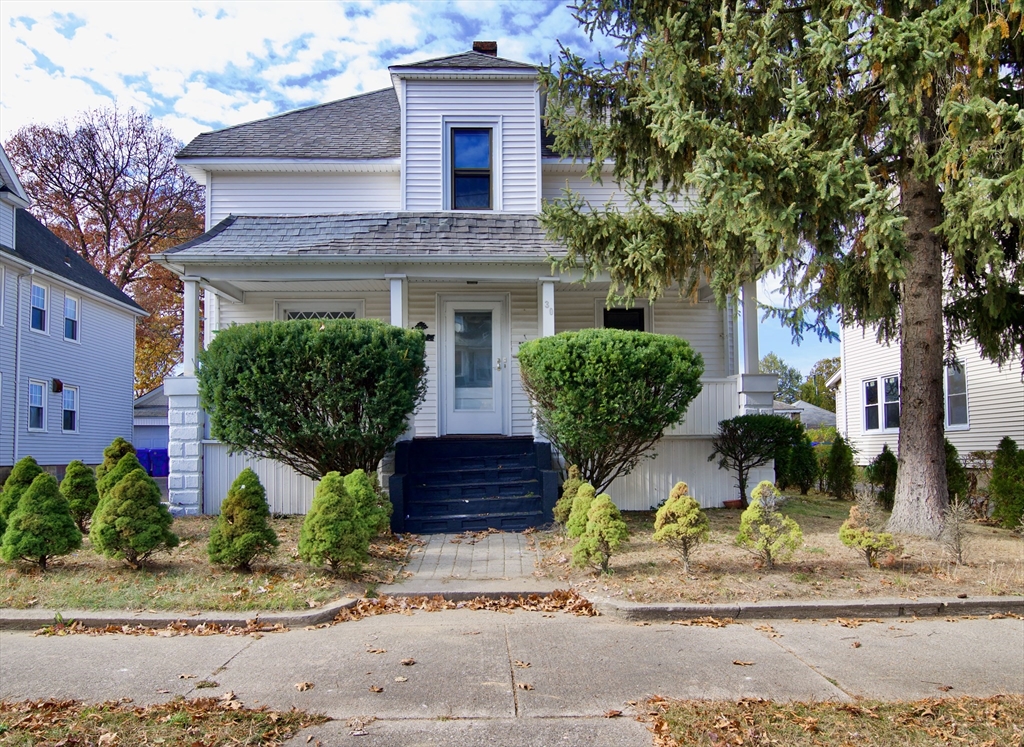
[202,289,220,349]
[183,278,201,376]
[741,280,759,375]
[737,280,776,414]
[387,274,407,327]
[534,279,558,443]
[165,375,204,515]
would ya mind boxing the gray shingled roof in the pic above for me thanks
[177,88,401,160]
[163,213,563,261]
[0,210,144,312]
[394,50,537,70]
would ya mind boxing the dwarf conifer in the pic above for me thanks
[839,504,899,569]
[96,453,145,501]
[95,437,136,482]
[652,482,709,574]
[208,468,278,571]
[90,468,178,568]
[736,481,803,569]
[566,482,597,538]
[298,472,371,574]
[61,461,99,532]
[0,473,81,570]
[0,456,44,536]
[553,465,583,527]
[572,494,629,573]
[344,469,391,536]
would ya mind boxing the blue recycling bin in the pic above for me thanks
[150,449,170,478]
[136,449,153,475]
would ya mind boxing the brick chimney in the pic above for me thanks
[472,41,497,57]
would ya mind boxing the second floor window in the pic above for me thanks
[31,283,47,332]
[64,295,79,341]
[452,128,491,209]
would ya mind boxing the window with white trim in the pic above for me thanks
[30,283,47,332]
[945,362,968,428]
[451,128,492,209]
[62,386,78,432]
[64,294,79,341]
[864,374,900,431]
[28,380,45,430]
[276,300,364,321]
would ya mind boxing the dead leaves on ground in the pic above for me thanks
[295,682,315,692]
[670,616,734,628]
[449,528,502,545]
[35,617,290,638]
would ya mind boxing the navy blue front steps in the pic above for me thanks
[388,437,559,533]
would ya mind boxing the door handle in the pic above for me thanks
[495,357,502,371]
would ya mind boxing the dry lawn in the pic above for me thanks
[0,516,415,612]
[536,493,1024,604]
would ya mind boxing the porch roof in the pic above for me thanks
[158,212,564,263]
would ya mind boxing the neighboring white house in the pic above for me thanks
[155,43,777,525]
[830,326,1024,464]
[0,144,146,475]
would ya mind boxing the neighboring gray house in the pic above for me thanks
[0,144,146,473]
[133,384,169,450]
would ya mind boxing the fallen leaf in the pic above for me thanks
[295,682,315,691]
[218,691,236,701]
[513,660,531,668]
[97,732,117,746]
[938,685,954,692]
[178,674,196,680]
[732,660,754,666]
[394,676,408,682]
[852,640,862,648]
[351,730,368,737]
[516,682,534,691]
[156,689,171,694]
[401,658,416,666]
[366,647,386,654]
[604,709,623,718]
[369,685,384,693]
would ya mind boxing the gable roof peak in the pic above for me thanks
[390,49,538,72]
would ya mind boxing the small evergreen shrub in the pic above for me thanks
[0,456,44,535]
[95,437,136,482]
[344,469,392,536]
[814,444,831,492]
[940,499,972,566]
[207,468,278,571]
[61,461,99,532]
[839,504,898,568]
[945,439,970,505]
[553,465,583,527]
[786,436,819,495]
[96,453,146,502]
[572,494,629,573]
[0,473,81,570]
[990,437,1024,529]
[709,414,804,506]
[298,472,371,574]
[825,435,856,500]
[566,483,597,538]
[90,468,178,568]
[865,444,898,511]
[736,481,803,569]
[652,482,709,573]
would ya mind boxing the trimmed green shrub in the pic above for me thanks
[0,473,81,570]
[572,494,629,573]
[198,319,426,480]
[736,481,803,569]
[298,472,371,574]
[518,329,704,492]
[825,434,856,500]
[814,443,831,492]
[553,465,583,527]
[207,468,278,571]
[90,468,178,568]
[652,482,709,573]
[61,461,99,532]
[96,453,146,503]
[991,437,1024,529]
[344,469,392,537]
[945,439,970,505]
[778,436,818,495]
[95,437,136,482]
[865,444,898,511]
[839,505,898,568]
[709,415,804,506]
[0,456,44,536]
[566,483,597,538]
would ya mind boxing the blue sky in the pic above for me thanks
[0,0,839,375]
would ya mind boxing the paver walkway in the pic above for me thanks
[383,531,561,597]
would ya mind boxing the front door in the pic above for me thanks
[441,299,507,435]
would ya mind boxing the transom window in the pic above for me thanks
[451,128,492,210]
[276,300,364,321]
[285,310,355,320]
[864,375,900,431]
[946,362,968,428]
[31,283,47,332]
[62,386,78,432]
[64,295,79,341]
[28,380,45,430]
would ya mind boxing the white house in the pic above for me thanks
[0,145,145,475]
[830,326,1024,464]
[155,43,777,529]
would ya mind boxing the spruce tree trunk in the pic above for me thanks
[887,172,948,537]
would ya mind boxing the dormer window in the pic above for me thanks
[452,128,491,209]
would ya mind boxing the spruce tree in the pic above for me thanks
[0,456,44,536]
[298,472,371,574]
[61,461,99,532]
[825,436,856,501]
[566,483,597,538]
[652,481,709,573]
[1,473,81,570]
[208,468,278,571]
[90,468,178,568]
[96,453,145,501]
[343,469,392,536]
[553,465,583,527]
[95,437,136,482]
[572,494,630,573]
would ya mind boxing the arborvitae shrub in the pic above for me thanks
[0,473,81,570]
[96,453,145,502]
[572,494,629,573]
[344,469,391,536]
[566,483,597,538]
[298,472,371,574]
[945,439,970,505]
[865,445,898,511]
[991,437,1024,529]
[0,456,44,536]
[207,468,278,571]
[787,436,819,495]
[90,468,178,568]
[825,435,856,500]
[61,461,99,532]
[553,465,583,527]
[736,480,803,569]
[95,437,136,482]
[839,504,898,568]
[652,482,709,573]
[814,443,831,492]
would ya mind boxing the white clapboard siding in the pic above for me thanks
[217,288,391,327]
[666,379,738,437]
[208,172,401,224]
[0,202,14,248]
[203,442,317,514]
[404,80,539,212]
[542,173,629,210]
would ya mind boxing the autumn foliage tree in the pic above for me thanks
[4,107,205,394]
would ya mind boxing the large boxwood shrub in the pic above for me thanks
[198,319,426,479]
[518,329,704,492]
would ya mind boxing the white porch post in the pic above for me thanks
[202,289,220,349]
[737,280,776,414]
[183,278,201,376]
[168,277,205,515]
[388,274,413,442]
[534,279,557,441]
[741,280,759,375]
